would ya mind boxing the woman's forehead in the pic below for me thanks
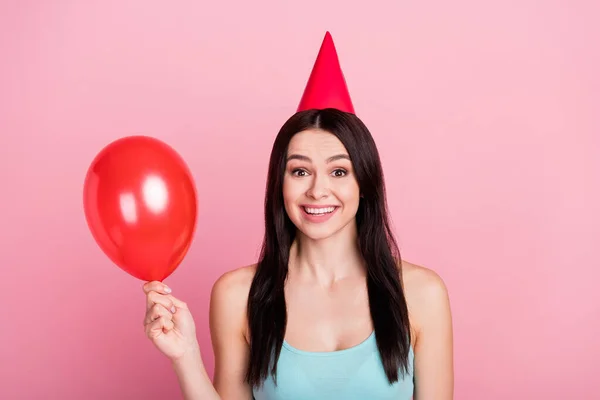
[288,129,348,156]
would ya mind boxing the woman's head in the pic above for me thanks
[247,108,411,388]
[265,108,389,244]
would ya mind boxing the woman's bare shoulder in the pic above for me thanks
[209,264,257,340]
[211,263,257,304]
[399,260,451,333]
[400,260,447,293]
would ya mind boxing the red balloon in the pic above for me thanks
[83,135,198,282]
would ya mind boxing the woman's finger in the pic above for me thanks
[144,303,173,326]
[146,291,176,313]
[145,316,175,340]
[142,281,172,295]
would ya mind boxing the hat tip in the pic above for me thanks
[296,30,355,114]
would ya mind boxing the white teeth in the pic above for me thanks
[304,207,336,215]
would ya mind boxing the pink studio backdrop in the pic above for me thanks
[1,1,598,399]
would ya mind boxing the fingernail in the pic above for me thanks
[171,306,176,313]
[164,286,172,293]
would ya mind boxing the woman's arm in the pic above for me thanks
[412,269,454,399]
[143,280,221,400]
[209,267,255,399]
[164,266,254,400]
[172,347,221,400]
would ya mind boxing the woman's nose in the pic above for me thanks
[306,173,330,199]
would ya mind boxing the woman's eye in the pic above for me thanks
[332,169,347,177]
[292,169,308,177]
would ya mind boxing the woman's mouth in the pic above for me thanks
[300,205,339,223]
[303,206,337,215]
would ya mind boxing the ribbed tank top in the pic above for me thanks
[252,331,414,400]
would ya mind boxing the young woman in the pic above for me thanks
[142,108,454,399]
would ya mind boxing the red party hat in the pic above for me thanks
[297,31,355,114]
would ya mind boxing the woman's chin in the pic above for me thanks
[295,222,356,242]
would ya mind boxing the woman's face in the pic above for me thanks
[282,129,361,241]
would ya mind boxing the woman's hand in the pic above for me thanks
[143,281,200,361]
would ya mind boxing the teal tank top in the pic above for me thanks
[252,331,414,400]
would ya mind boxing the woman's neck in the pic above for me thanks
[289,223,365,287]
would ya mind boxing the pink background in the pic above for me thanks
[1,1,598,399]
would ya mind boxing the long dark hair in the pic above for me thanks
[246,108,411,387]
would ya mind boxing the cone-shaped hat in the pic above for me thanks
[297,32,355,114]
